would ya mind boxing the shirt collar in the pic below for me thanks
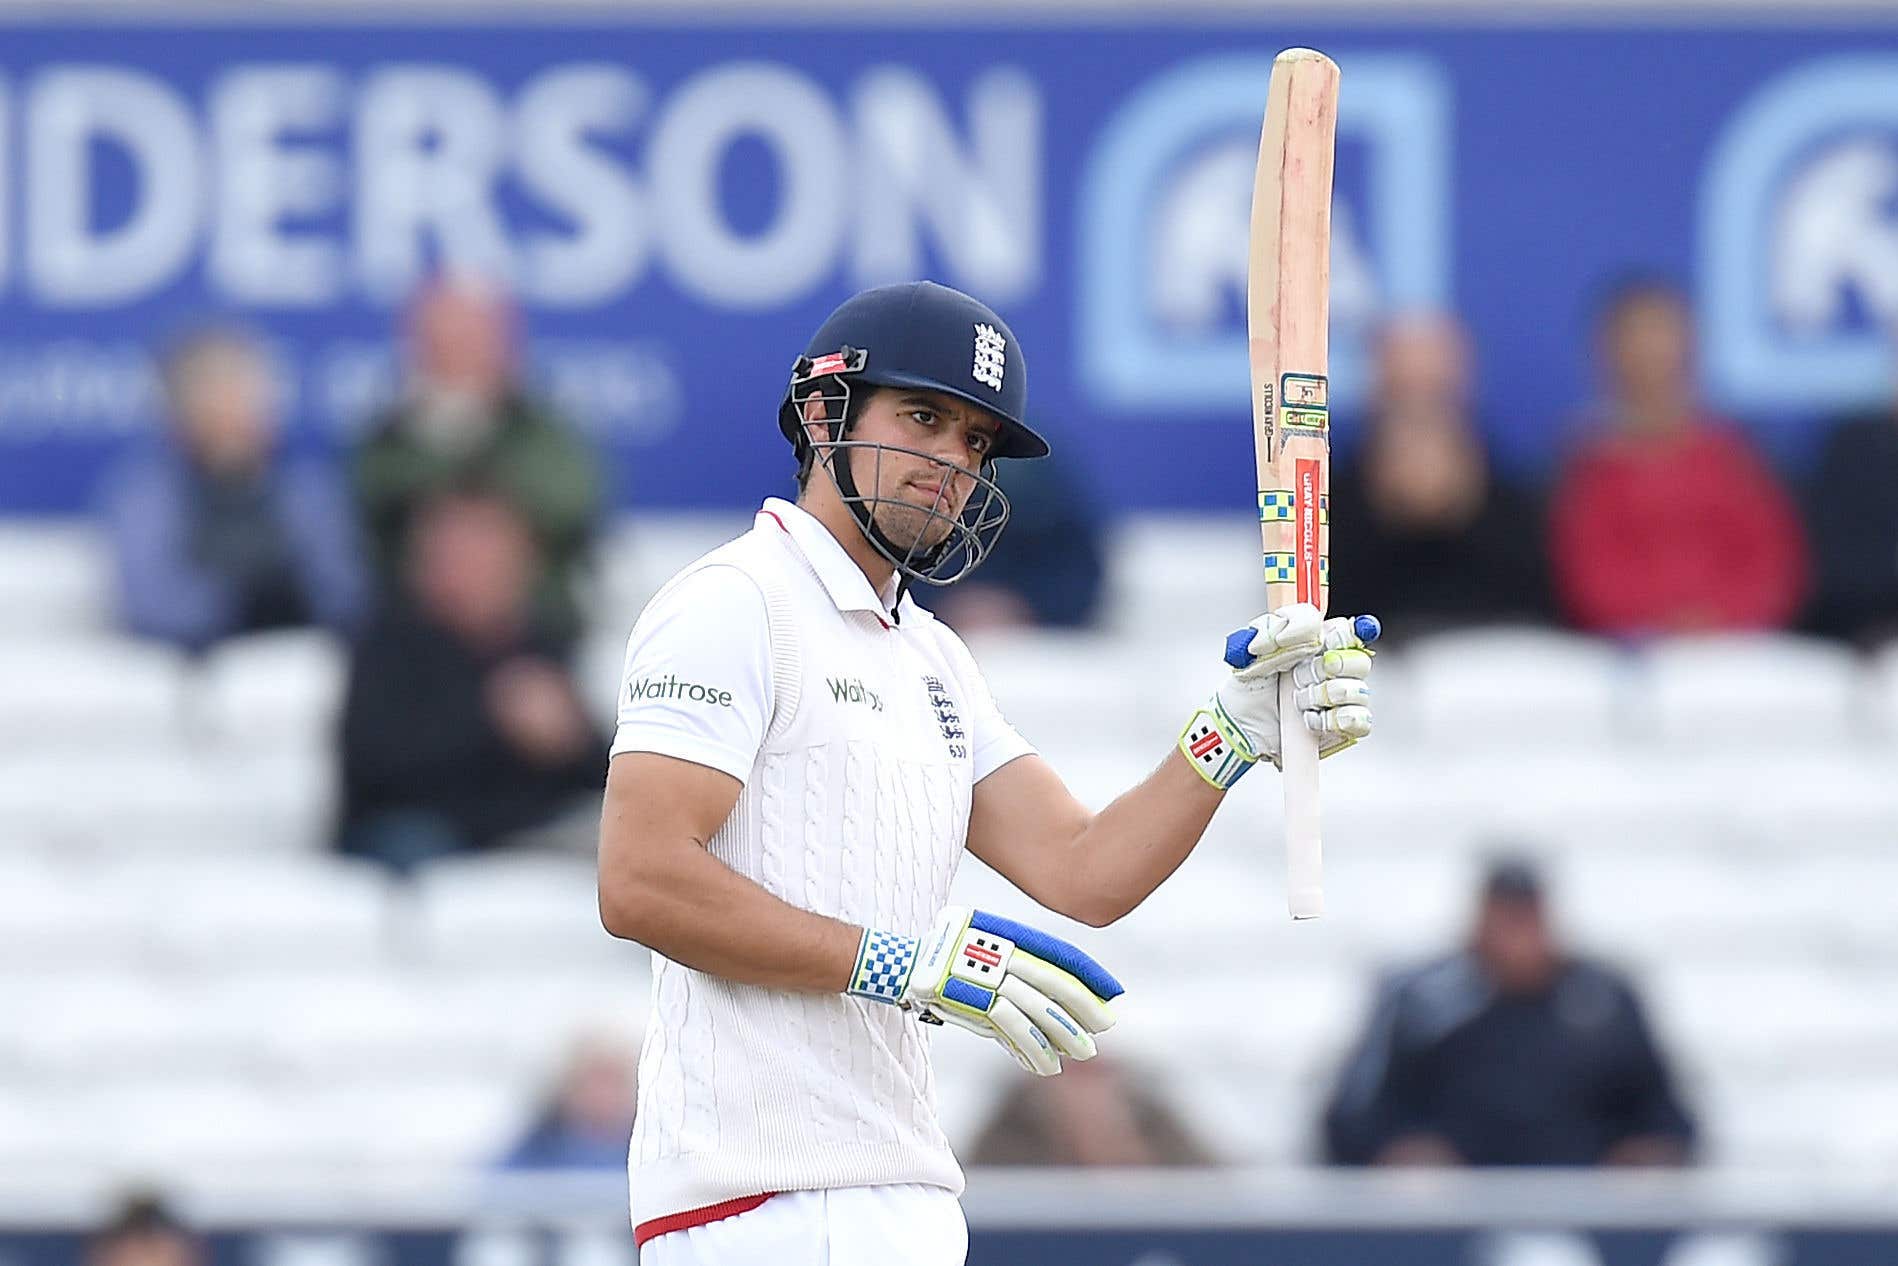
[758,497,908,622]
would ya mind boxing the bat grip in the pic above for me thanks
[1280,672,1324,920]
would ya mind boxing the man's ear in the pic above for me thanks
[800,393,835,447]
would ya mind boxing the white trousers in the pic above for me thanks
[637,1184,967,1266]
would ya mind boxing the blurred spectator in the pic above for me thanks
[86,1193,203,1266]
[338,488,605,873]
[100,329,364,652]
[353,274,601,644]
[1804,366,1898,644]
[1328,313,1552,639]
[1321,857,1696,1168]
[1550,278,1806,635]
[499,1031,639,1171]
[927,443,1106,632]
[968,1055,1213,1166]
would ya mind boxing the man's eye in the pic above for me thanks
[909,410,936,426]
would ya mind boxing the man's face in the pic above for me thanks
[174,343,274,475]
[410,280,514,400]
[818,388,1003,554]
[408,496,537,637]
[1473,895,1561,995]
[1602,294,1694,408]
[1374,315,1471,415]
[92,1231,200,1266]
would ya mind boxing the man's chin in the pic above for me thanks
[871,508,954,556]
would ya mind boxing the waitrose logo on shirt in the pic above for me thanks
[628,674,734,707]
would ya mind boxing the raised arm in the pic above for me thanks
[968,606,1377,927]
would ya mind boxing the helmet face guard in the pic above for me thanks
[784,351,1011,587]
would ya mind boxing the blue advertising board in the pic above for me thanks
[1,17,1897,513]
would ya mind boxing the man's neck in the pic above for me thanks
[1616,390,1694,437]
[797,492,899,599]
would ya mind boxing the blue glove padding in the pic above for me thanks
[848,906,1123,1076]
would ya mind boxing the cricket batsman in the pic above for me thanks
[598,281,1379,1264]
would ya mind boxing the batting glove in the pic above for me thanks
[1179,603,1380,788]
[846,905,1123,1076]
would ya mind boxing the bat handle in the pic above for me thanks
[1280,673,1324,920]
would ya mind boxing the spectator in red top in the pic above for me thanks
[1550,278,1807,635]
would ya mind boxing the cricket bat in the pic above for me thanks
[1249,48,1339,921]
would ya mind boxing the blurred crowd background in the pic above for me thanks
[3,4,1898,1264]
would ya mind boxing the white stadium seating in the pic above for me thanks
[0,522,111,634]
[2,514,1897,1183]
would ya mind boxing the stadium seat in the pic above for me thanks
[1873,641,1898,743]
[104,854,393,968]
[1405,627,1628,749]
[0,857,144,967]
[69,1072,530,1172]
[593,513,753,625]
[1102,515,1260,640]
[200,631,348,753]
[412,853,640,970]
[7,974,240,1083]
[1638,634,1861,747]
[1651,964,1898,1080]
[0,633,187,750]
[0,1095,87,1173]
[0,748,333,852]
[322,1081,530,1166]
[0,522,111,634]
[1700,1076,1898,1173]
[251,966,641,1089]
[577,626,632,731]
[960,630,1150,757]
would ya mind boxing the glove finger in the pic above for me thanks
[1294,678,1371,711]
[1251,603,1322,657]
[988,995,1061,1076]
[928,1005,998,1039]
[1321,614,1382,650]
[999,975,1098,1060]
[1305,704,1373,738]
[1007,950,1119,1034]
[1292,647,1374,688]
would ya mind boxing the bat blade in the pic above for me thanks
[1249,48,1339,922]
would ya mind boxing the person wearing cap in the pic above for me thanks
[596,281,1382,1264]
[1321,856,1698,1168]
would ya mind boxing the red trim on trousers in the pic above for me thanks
[634,1193,777,1247]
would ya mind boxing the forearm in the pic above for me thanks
[1057,748,1227,926]
[599,814,862,994]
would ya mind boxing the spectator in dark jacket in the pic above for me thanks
[1804,399,1898,645]
[1550,278,1806,636]
[338,488,604,872]
[1322,857,1696,1168]
[100,329,364,652]
[353,275,601,643]
[1328,313,1551,641]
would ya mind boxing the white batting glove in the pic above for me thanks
[846,906,1123,1076]
[1178,604,1380,787]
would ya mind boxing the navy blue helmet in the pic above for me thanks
[777,281,1049,461]
[776,282,1047,588]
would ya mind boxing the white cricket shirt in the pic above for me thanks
[610,497,1034,1230]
